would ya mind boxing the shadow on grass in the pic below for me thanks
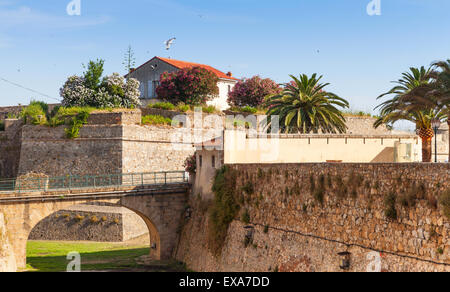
[27,248,150,272]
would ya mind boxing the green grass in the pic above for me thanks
[142,115,173,126]
[229,106,258,114]
[201,105,219,114]
[343,109,379,118]
[26,240,151,272]
[147,102,176,111]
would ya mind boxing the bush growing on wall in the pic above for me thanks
[60,59,141,108]
[227,75,281,108]
[156,66,219,105]
[208,166,240,256]
[20,101,48,125]
[440,190,450,219]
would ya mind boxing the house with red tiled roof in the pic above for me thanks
[126,56,239,110]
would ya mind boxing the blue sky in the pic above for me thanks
[0,0,449,119]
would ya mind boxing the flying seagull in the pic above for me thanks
[164,37,176,50]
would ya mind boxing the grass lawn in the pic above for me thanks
[26,240,187,272]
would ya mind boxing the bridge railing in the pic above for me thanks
[0,171,189,193]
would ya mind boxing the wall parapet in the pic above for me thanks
[247,133,419,139]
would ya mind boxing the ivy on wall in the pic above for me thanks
[208,166,240,256]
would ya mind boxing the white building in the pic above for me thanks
[126,56,239,110]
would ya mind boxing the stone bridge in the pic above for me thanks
[0,177,190,272]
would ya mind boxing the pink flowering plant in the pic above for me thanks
[183,154,197,174]
[227,76,281,108]
[156,67,219,105]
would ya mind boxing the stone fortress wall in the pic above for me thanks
[13,110,199,177]
[0,119,23,178]
[176,163,450,272]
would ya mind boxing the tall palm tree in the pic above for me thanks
[264,74,349,134]
[393,61,450,161]
[433,60,450,161]
[374,66,447,162]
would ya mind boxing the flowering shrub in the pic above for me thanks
[60,60,141,108]
[183,154,197,174]
[228,76,281,107]
[156,66,219,105]
[60,76,95,107]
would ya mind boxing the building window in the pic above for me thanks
[139,83,145,98]
[147,80,160,98]
[228,85,231,93]
[212,155,215,168]
[152,80,160,98]
[199,155,203,168]
[147,80,153,99]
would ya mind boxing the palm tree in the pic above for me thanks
[392,61,450,161]
[374,66,447,162]
[264,74,349,134]
[433,60,450,161]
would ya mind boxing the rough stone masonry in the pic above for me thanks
[176,163,450,272]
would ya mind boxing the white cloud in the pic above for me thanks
[0,5,111,29]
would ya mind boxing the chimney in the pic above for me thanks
[129,68,136,73]
[226,72,232,77]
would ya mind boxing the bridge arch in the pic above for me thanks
[121,206,161,259]
[0,187,188,271]
[24,201,161,269]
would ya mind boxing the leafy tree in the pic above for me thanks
[228,76,281,108]
[264,74,349,133]
[83,59,105,90]
[374,66,447,162]
[156,66,219,105]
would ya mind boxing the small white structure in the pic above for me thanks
[223,130,422,164]
[126,56,238,110]
[193,137,223,200]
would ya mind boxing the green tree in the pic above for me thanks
[83,59,105,90]
[264,74,349,133]
[374,66,447,162]
[398,61,450,161]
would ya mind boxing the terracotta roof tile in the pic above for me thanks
[157,57,239,81]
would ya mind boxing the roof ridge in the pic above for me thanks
[155,56,238,81]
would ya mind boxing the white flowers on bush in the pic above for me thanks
[60,73,141,108]
[60,76,95,107]
[123,77,141,108]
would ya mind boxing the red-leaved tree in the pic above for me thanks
[156,66,219,105]
[228,76,281,107]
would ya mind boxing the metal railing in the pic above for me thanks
[0,171,189,193]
